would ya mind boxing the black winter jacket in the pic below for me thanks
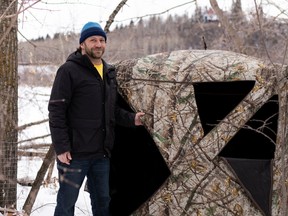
[48,50,136,159]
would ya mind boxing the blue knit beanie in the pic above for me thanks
[79,22,107,44]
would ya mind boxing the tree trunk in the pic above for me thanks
[22,145,55,215]
[0,0,18,210]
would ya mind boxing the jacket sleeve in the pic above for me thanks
[48,65,72,155]
[115,92,136,127]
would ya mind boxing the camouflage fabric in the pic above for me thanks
[114,50,288,216]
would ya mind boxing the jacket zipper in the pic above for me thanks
[49,99,66,103]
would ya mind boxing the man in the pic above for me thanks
[48,21,145,216]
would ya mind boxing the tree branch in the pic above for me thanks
[209,0,245,53]
[105,0,128,32]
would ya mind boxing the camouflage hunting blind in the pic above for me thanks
[109,50,288,216]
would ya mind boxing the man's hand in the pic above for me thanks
[57,151,72,165]
[135,112,145,126]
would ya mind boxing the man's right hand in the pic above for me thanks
[57,151,72,165]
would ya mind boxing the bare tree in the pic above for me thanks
[209,0,245,53]
[0,0,18,210]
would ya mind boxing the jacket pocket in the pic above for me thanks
[70,118,102,128]
[70,119,104,153]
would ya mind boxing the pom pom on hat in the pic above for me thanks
[79,22,107,44]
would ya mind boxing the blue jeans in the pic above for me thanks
[54,157,110,216]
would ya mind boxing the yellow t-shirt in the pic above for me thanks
[94,64,103,79]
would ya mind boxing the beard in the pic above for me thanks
[85,46,104,60]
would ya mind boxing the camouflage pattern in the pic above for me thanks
[115,50,288,216]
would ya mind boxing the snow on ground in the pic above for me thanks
[17,85,93,215]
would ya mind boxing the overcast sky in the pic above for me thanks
[17,0,285,41]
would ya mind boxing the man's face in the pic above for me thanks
[81,35,106,60]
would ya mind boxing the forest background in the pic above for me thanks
[18,0,288,86]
